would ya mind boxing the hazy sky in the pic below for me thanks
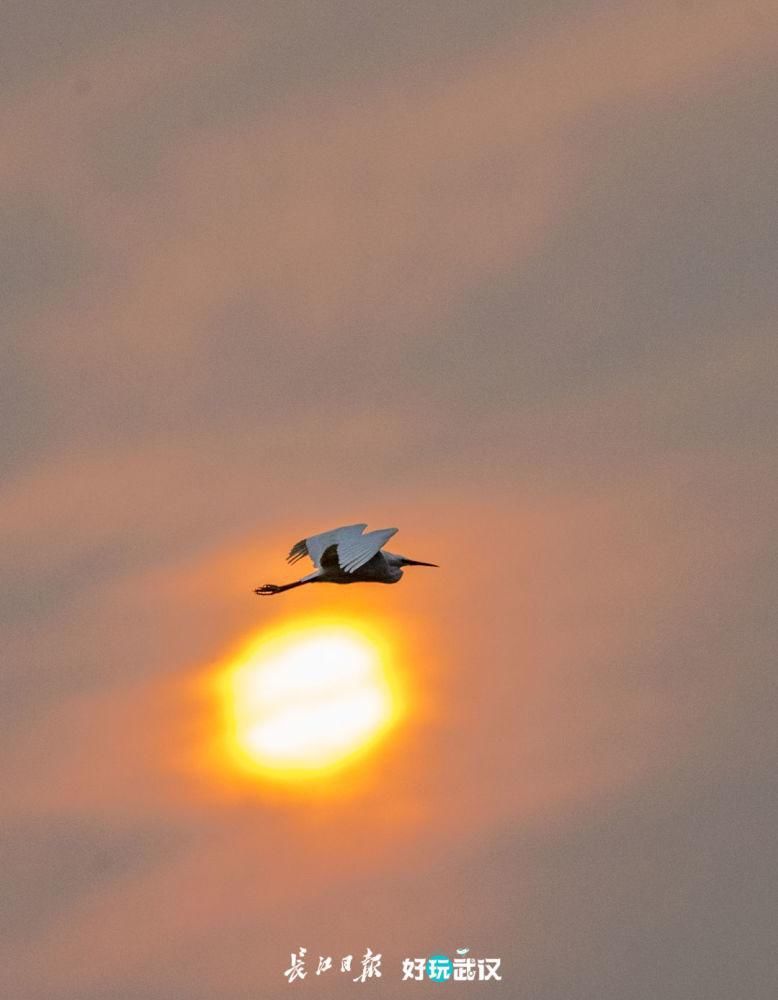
[2,2,777,998]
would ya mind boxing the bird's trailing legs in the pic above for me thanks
[254,579,309,596]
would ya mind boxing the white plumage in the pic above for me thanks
[333,527,399,573]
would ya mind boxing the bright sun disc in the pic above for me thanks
[217,622,401,782]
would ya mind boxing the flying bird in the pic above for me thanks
[254,523,437,595]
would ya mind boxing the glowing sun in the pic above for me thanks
[216,621,401,782]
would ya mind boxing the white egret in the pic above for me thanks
[254,523,438,596]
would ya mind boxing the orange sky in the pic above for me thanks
[2,3,777,998]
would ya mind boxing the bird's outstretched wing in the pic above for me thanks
[337,527,398,573]
[287,523,367,568]
[286,524,398,573]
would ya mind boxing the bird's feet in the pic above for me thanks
[254,584,281,595]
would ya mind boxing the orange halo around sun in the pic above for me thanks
[211,616,405,786]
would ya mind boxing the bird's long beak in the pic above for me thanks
[404,559,438,567]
